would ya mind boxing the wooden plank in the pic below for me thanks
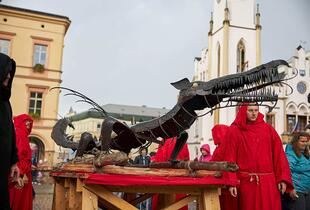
[84,185,138,210]
[161,195,196,210]
[68,179,77,209]
[200,188,220,210]
[98,165,220,177]
[82,187,98,210]
[75,192,82,210]
[76,178,83,192]
[64,178,70,188]
[54,180,66,210]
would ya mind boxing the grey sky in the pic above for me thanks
[2,0,310,115]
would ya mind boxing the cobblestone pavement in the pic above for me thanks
[33,173,54,210]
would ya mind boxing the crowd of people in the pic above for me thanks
[1,52,309,210]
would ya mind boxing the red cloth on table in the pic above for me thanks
[9,114,33,210]
[85,173,237,186]
[222,104,293,210]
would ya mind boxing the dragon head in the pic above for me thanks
[172,60,293,112]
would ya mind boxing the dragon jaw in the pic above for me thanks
[172,60,293,112]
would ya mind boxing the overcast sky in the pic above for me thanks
[2,0,310,115]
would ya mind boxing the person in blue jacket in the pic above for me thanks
[285,132,310,210]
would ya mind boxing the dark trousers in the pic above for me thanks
[282,191,310,210]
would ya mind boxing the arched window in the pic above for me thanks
[237,40,246,72]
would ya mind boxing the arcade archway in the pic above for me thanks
[29,136,45,164]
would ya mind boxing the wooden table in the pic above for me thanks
[50,169,235,210]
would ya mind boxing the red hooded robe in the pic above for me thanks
[223,104,293,210]
[9,114,33,210]
[211,124,229,161]
[151,137,190,210]
[210,124,238,210]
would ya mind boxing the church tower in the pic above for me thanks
[190,0,262,158]
[209,0,262,124]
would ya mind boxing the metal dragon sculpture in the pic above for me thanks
[51,60,294,161]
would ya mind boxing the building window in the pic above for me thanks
[286,115,296,132]
[237,40,246,72]
[0,39,10,55]
[299,69,305,77]
[33,44,47,65]
[266,114,275,127]
[298,116,307,132]
[29,92,43,117]
[297,81,307,94]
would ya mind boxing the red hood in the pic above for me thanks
[232,103,264,130]
[13,114,33,135]
[212,124,229,145]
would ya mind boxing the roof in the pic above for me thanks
[69,103,171,122]
[102,104,169,117]
[0,4,70,21]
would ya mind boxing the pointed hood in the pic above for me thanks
[0,53,16,101]
[212,124,229,145]
[14,114,33,135]
[232,103,264,130]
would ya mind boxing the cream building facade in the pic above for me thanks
[0,5,70,165]
[188,0,310,160]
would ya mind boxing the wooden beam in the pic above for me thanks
[76,178,83,192]
[53,180,65,210]
[98,165,220,178]
[69,179,78,210]
[161,195,196,210]
[84,185,138,210]
[64,178,70,188]
[82,187,98,210]
[200,188,220,210]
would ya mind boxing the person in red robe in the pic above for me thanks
[210,124,229,162]
[151,137,190,210]
[223,103,293,210]
[210,124,238,210]
[9,114,33,210]
[151,137,190,162]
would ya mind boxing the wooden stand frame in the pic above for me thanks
[51,175,221,210]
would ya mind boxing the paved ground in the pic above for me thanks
[33,173,54,210]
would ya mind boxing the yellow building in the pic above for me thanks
[0,5,70,165]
